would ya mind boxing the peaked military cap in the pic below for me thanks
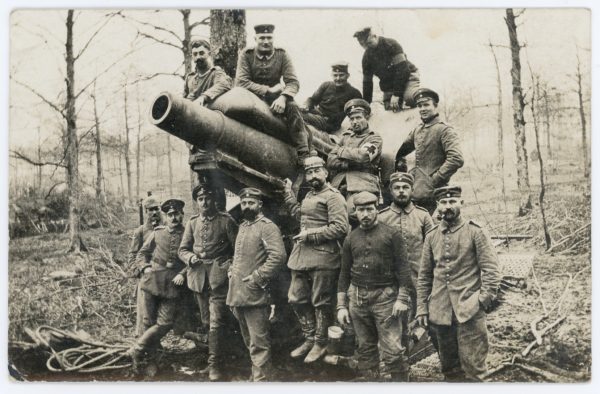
[190,39,211,50]
[254,24,275,34]
[304,156,326,171]
[192,183,216,200]
[161,198,185,213]
[413,88,440,104]
[239,187,263,200]
[434,185,462,201]
[331,61,349,73]
[143,196,160,209]
[353,191,378,206]
[389,172,414,187]
[353,27,372,41]
[344,98,371,116]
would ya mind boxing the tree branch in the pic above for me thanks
[10,150,68,169]
[137,31,181,49]
[74,13,117,61]
[10,78,66,119]
[130,70,185,84]
[190,17,211,30]
[118,11,182,43]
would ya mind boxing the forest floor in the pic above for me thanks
[7,171,592,383]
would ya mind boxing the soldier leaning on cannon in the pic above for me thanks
[235,24,312,163]
[395,88,464,215]
[327,98,383,223]
[282,156,349,363]
[226,188,287,382]
[130,199,187,369]
[353,27,420,112]
[336,191,412,381]
[300,61,362,133]
[178,184,238,381]
[416,186,500,382]
[127,196,162,338]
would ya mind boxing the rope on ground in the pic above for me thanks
[26,325,133,373]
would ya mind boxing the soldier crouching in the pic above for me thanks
[130,198,187,370]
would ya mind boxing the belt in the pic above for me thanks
[151,260,179,270]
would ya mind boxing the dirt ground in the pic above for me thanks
[7,175,591,383]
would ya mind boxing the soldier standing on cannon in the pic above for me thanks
[130,199,187,369]
[395,88,464,215]
[300,62,362,133]
[282,156,349,363]
[128,196,163,338]
[178,183,238,381]
[327,98,383,222]
[416,185,500,382]
[235,24,312,163]
[226,188,287,381]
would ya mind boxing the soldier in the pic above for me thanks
[327,98,382,221]
[226,188,287,381]
[353,27,420,112]
[378,172,434,314]
[301,61,362,133]
[395,88,464,215]
[235,24,312,163]
[128,196,162,337]
[178,184,238,381]
[336,191,411,381]
[282,156,349,363]
[416,186,500,382]
[183,39,232,106]
[130,199,187,368]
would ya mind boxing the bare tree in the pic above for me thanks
[574,48,589,178]
[209,10,246,77]
[505,8,532,216]
[123,83,133,203]
[91,81,105,203]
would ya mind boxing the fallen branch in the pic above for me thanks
[546,222,590,253]
[31,279,119,301]
[522,315,566,357]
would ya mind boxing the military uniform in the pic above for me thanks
[227,194,286,381]
[283,162,348,361]
[178,209,237,379]
[355,29,420,108]
[395,89,464,214]
[235,30,311,158]
[302,63,362,132]
[416,187,500,381]
[337,192,411,379]
[134,219,186,354]
[183,66,232,103]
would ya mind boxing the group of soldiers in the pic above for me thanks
[125,23,501,383]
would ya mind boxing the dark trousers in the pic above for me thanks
[232,305,272,381]
[348,284,408,375]
[192,287,210,331]
[301,111,336,133]
[429,309,489,382]
[288,269,338,308]
[281,100,311,156]
[208,283,229,330]
[137,290,179,350]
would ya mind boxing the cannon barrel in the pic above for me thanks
[150,92,298,180]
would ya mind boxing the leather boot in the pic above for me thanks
[391,369,410,382]
[201,329,223,381]
[290,304,316,359]
[304,307,329,363]
[252,362,272,382]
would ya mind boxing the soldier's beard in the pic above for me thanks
[308,178,325,190]
[241,209,259,221]
[195,59,208,70]
[393,195,411,208]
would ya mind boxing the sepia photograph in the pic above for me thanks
[5,2,594,386]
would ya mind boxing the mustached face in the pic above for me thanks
[255,33,274,53]
[305,167,327,190]
[348,112,369,133]
[355,204,377,228]
[192,45,211,69]
[146,206,161,223]
[240,198,262,220]
[437,197,462,221]
[166,211,183,228]
[390,181,413,207]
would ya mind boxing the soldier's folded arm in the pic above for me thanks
[136,232,156,273]
[280,51,300,98]
[178,220,198,266]
[200,68,233,103]
[326,149,349,171]
[338,134,383,164]
[305,193,349,244]
[252,223,287,288]
[473,225,501,308]
[415,235,435,317]
[432,126,464,186]
[234,51,269,98]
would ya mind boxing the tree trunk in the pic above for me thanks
[65,10,85,252]
[542,90,552,160]
[118,134,125,200]
[210,9,247,77]
[181,9,193,77]
[575,52,589,178]
[136,86,142,202]
[505,8,532,216]
[92,81,105,203]
[37,127,42,192]
[167,134,173,195]
[123,84,133,203]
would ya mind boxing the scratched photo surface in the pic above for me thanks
[8,8,591,382]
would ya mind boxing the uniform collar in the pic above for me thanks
[256,50,275,60]
[359,220,379,232]
[421,114,442,128]
[167,223,184,233]
[440,216,465,233]
[391,201,414,214]
[241,213,264,226]
[199,212,217,222]
[194,65,216,77]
